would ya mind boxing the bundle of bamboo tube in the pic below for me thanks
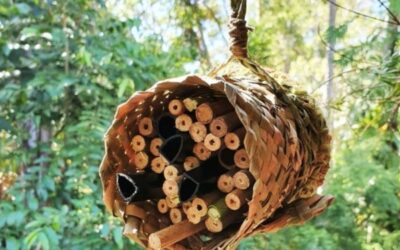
[112,97,255,249]
[99,2,332,247]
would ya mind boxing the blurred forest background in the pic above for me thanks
[0,0,399,249]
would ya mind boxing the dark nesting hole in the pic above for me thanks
[216,125,221,130]
[157,114,177,139]
[144,124,149,130]
[116,173,138,202]
[179,174,199,202]
[160,135,184,163]
[218,147,236,169]
[197,204,203,211]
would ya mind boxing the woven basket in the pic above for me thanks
[99,57,333,249]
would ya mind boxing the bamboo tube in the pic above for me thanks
[224,127,245,150]
[125,203,147,219]
[189,122,207,142]
[217,169,237,193]
[192,191,222,217]
[148,220,205,249]
[175,114,193,132]
[204,133,222,152]
[205,210,243,233]
[123,216,142,242]
[142,214,159,235]
[163,179,180,197]
[169,208,185,224]
[151,156,167,174]
[193,142,212,161]
[131,135,147,152]
[150,137,163,156]
[134,152,149,170]
[187,207,202,224]
[160,134,193,164]
[207,198,229,220]
[182,201,192,215]
[183,156,200,172]
[166,195,180,208]
[157,113,178,140]
[209,112,241,138]
[195,100,233,124]
[234,148,250,169]
[168,99,185,116]
[138,117,155,137]
[225,189,251,210]
[164,165,183,181]
[183,98,198,112]
[233,170,255,190]
[218,147,236,170]
[157,199,169,214]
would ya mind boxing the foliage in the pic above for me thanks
[0,0,399,250]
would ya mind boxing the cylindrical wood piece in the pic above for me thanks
[168,99,185,116]
[189,122,207,142]
[163,179,180,197]
[204,133,222,152]
[193,143,212,161]
[234,148,250,169]
[195,100,233,124]
[209,112,241,138]
[233,170,255,190]
[208,198,228,220]
[192,191,222,217]
[217,169,237,193]
[205,210,242,233]
[183,156,200,172]
[164,165,183,181]
[131,135,147,152]
[148,220,205,249]
[150,137,163,156]
[169,208,185,224]
[224,127,245,150]
[157,199,169,214]
[225,189,251,210]
[134,152,149,170]
[151,156,167,174]
[138,117,155,137]
[175,114,193,132]
[183,98,198,112]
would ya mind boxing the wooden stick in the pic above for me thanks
[209,112,241,138]
[224,127,245,150]
[151,156,167,174]
[164,165,183,181]
[131,135,147,152]
[169,208,185,224]
[134,152,149,170]
[168,99,185,116]
[195,100,233,124]
[150,137,163,156]
[183,156,200,172]
[125,203,147,219]
[225,189,251,210]
[157,199,169,214]
[218,147,236,170]
[217,169,237,193]
[207,198,229,220]
[189,122,207,142]
[233,170,255,190]
[148,220,205,249]
[163,179,180,197]
[192,191,222,217]
[193,142,212,161]
[183,98,198,112]
[175,114,193,132]
[205,210,243,233]
[187,207,202,224]
[138,117,155,137]
[204,133,222,152]
[166,195,180,208]
[234,148,250,169]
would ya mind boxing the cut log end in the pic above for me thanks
[217,174,234,193]
[163,180,179,197]
[233,170,254,190]
[187,207,202,224]
[189,122,207,142]
[224,132,240,150]
[164,165,180,181]
[157,199,169,214]
[175,114,193,132]
[149,234,162,250]
[234,148,250,169]
[150,138,163,156]
[204,134,222,152]
[183,98,198,112]
[193,143,211,161]
[151,157,167,174]
[195,103,213,124]
[205,217,223,233]
[131,135,146,152]
[168,99,185,116]
[170,208,184,224]
[183,156,200,172]
[192,198,208,217]
[134,152,149,170]
[210,118,228,138]
[138,117,154,137]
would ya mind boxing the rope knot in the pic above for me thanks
[229,17,250,58]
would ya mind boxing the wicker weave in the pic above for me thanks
[99,58,333,249]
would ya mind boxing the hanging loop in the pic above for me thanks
[229,0,250,58]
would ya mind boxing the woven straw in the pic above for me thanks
[99,57,333,249]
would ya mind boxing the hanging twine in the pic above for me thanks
[229,0,251,58]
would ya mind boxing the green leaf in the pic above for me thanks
[20,26,40,40]
[15,3,31,14]
[113,227,124,249]
[6,237,19,250]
